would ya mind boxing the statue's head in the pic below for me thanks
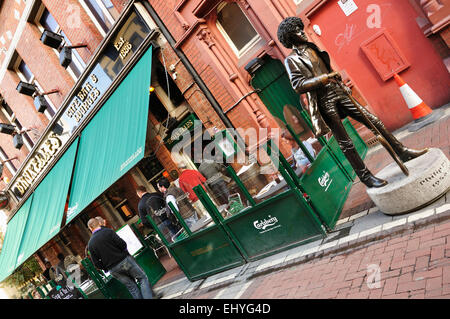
[277,17,308,49]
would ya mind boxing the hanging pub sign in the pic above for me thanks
[164,114,198,150]
[10,8,154,200]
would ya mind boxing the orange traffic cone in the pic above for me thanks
[393,73,440,132]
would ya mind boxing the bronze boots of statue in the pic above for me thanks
[277,16,428,188]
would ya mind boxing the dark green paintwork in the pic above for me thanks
[219,189,325,261]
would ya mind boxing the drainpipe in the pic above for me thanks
[141,1,247,149]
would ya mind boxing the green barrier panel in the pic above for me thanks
[144,213,245,282]
[300,147,354,229]
[82,247,165,298]
[168,227,245,281]
[219,189,326,261]
[135,248,166,286]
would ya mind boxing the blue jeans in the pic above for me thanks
[160,219,178,237]
[109,255,153,299]
[184,211,199,229]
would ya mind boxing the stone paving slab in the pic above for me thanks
[153,193,449,299]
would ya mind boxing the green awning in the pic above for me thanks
[66,47,152,224]
[14,138,79,269]
[0,195,33,282]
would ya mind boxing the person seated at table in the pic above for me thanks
[282,131,316,174]
[157,177,199,231]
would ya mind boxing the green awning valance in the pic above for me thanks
[14,138,79,269]
[0,195,33,282]
[66,47,152,224]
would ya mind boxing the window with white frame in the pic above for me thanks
[80,0,119,36]
[216,2,262,58]
[37,6,86,80]
[0,147,17,175]
[16,58,57,121]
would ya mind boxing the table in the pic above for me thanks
[254,166,305,200]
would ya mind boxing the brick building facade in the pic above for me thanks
[0,0,448,288]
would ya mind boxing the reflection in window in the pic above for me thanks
[216,2,261,57]
[83,0,119,34]
[98,10,150,81]
[39,8,85,79]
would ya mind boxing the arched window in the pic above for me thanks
[216,2,262,58]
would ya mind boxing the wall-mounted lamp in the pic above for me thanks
[0,123,40,150]
[40,30,87,69]
[16,81,60,113]
[16,81,36,96]
[0,123,16,135]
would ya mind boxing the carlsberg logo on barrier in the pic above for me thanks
[253,215,279,231]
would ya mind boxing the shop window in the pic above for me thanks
[15,58,57,120]
[105,183,136,221]
[0,147,17,175]
[216,2,262,58]
[37,6,86,80]
[81,0,119,36]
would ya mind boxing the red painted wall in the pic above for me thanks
[306,0,450,130]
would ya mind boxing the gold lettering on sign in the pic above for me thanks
[114,37,133,60]
[12,132,63,196]
[67,75,101,123]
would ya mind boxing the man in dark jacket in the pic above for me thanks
[86,218,156,299]
[277,17,427,188]
[136,185,179,241]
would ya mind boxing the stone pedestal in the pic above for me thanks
[366,148,450,215]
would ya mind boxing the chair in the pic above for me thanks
[171,228,188,243]
[227,193,245,216]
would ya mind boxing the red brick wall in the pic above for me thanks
[41,0,103,63]
[0,1,103,207]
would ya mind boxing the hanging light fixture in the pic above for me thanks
[40,29,87,69]
[16,80,60,113]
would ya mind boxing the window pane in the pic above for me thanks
[2,103,14,118]
[18,61,33,82]
[100,0,119,20]
[217,3,258,52]
[85,0,113,33]
[39,8,59,32]
[60,30,84,78]
[14,119,34,148]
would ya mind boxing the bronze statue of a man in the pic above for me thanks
[277,17,427,188]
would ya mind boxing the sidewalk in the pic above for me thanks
[341,103,450,218]
[153,105,450,299]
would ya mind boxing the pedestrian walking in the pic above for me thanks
[86,218,158,299]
